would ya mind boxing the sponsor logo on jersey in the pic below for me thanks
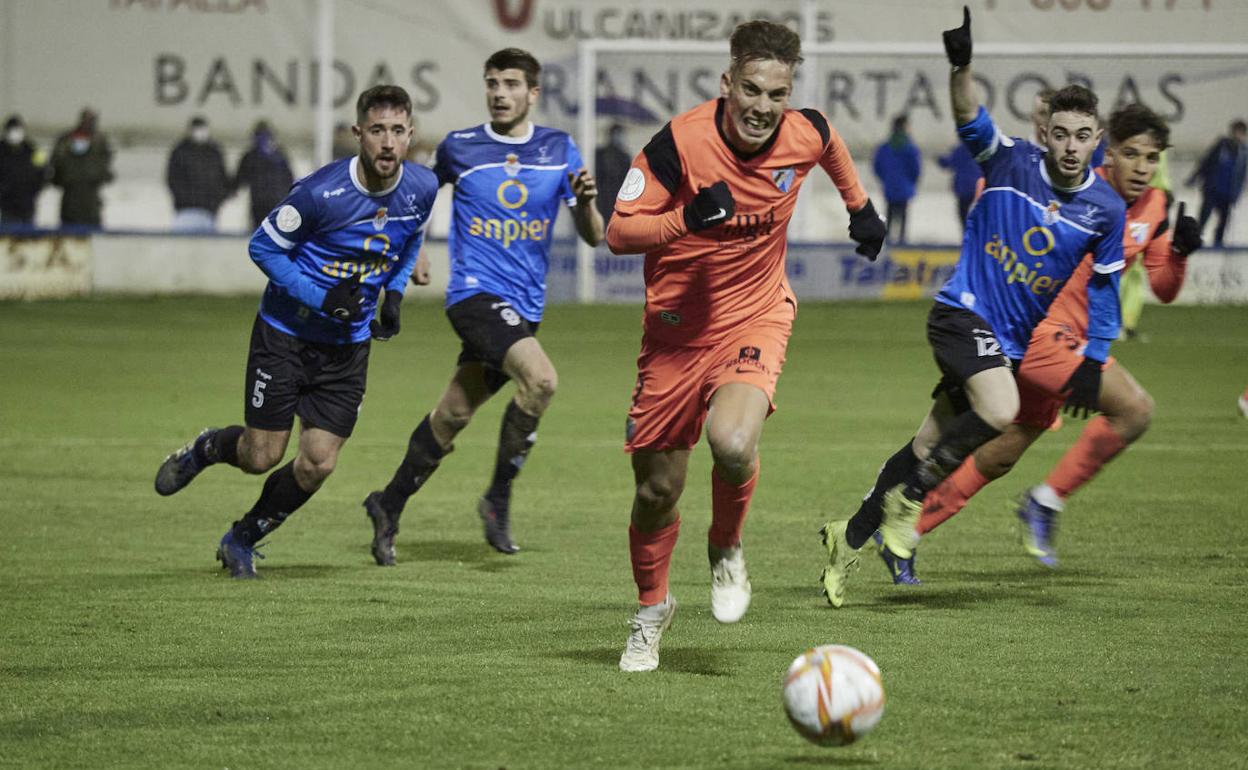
[372,207,389,230]
[535,145,554,165]
[723,208,776,242]
[467,212,552,249]
[1129,220,1150,244]
[771,167,795,193]
[504,152,522,178]
[984,229,1066,296]
[322,187,346,199]
[453,131,477,139]
[617,167,645,202]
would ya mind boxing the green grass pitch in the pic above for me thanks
[1,296,1245,769]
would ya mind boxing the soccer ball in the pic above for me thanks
[781,644,885,746]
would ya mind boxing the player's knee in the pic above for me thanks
[239,444,283,474]
[1119,390,1154,441]
[294,453,336,487]
[517,371,557,415]
[434,404,474,437]
[635,474,684,517]
[707,429,757,479]
[978,401,1019,432]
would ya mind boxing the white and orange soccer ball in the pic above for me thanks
[781,644,885,746]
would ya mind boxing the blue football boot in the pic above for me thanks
[872,530,922,585]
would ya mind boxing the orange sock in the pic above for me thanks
[1044,416,1127,500]
[918,458,990,535]
[708,463,758,550]
[630,518,681,606]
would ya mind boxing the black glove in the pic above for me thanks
[370,289,402,341]
[1171,201,1203,257]
[1061,357,1102,419]
[683,181,735,232]
[321,273,365,322]
[848,199,887,261]
[943,6,972,67]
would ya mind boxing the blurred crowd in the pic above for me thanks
[0,106,1244,246]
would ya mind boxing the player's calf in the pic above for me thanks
[154,425,245,496]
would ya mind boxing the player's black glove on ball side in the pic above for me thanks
[848,199,887,261]
[322,273,366,322]
[1171,202,1203,257]
[370,290,402,340]
[1061,357,1102,419]
[683,181,735,232]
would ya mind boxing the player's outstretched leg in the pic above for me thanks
[479,400,539,554]
[366,415,448,565]
[872,530,921,585]
[155,425,245,496]
[819,520,861,608]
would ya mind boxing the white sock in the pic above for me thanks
[1032,483,1065,512]
[637,594,671,621]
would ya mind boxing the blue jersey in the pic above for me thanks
[434,122,584,322]
[937,107,1125,361]
[249,157,439,345]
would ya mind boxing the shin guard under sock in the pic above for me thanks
[708,464,758,550]
[484,400,540,507]
[846,440,919,549]
[905,411,1001,501]
[231,460,314,545]
[630,518,681,606]
[379,415,446,514]
[1044,416,1127,500]
[918,457,990,535]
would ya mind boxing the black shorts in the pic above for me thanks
[446,293,540,393]
[243,316,370,438]
[926,302,1013,413]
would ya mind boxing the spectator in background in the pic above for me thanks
[594,123,631,223]
[872,114,921,244]
[233,121,294,230]
[50,108,113,230]
[0,114,46,228]
[937,142,981,230]
[166,116,230,233]
[1187,119,1247,247]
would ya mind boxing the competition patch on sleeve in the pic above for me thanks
[276,205,302,233]
[617,167,645,202]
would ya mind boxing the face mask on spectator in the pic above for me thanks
[191,126,210,143]
[5,128,23,145]
[70,137,90,154]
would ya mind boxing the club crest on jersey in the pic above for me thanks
[372,207,389,230]
[1129,220,1150,244]
[1043,200,1061,225]
[771,167,795,193]
[504,153,521,178]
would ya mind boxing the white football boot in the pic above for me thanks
[619,595,677,673]
[708,542,752,623]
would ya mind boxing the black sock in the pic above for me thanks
[903,411,1001,501]
[200,425,245,468]
[379,415,446,514]
[230,461,314,546]
[483,400,540,509]
[846,440,919,549]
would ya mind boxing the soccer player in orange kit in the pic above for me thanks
[888,103,1204,578]
[606,20,887,672]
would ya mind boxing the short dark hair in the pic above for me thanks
[484,48,541,88]
[1232,119,1247,134]
[355,85,412,124]
[1048,85,1099,123]
[1035,87,1057,105]
[891,114,909,133]
[729,20,803,74]
[1107,103,1169,149]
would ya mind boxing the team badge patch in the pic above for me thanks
[372,207,389,231]
[504,153,521,178]
[1043,200,1061,225]
[1129,220,1150,244]
[771,167,795,193]
[617,167,645,202]
[275,204,302,232]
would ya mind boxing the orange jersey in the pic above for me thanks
[607,99,867,346]
[1044,172,1185,335]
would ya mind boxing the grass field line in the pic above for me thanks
[2,436,1244,453]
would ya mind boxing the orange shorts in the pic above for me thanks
[1015,318,1114,428]
[625,302,794,452]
